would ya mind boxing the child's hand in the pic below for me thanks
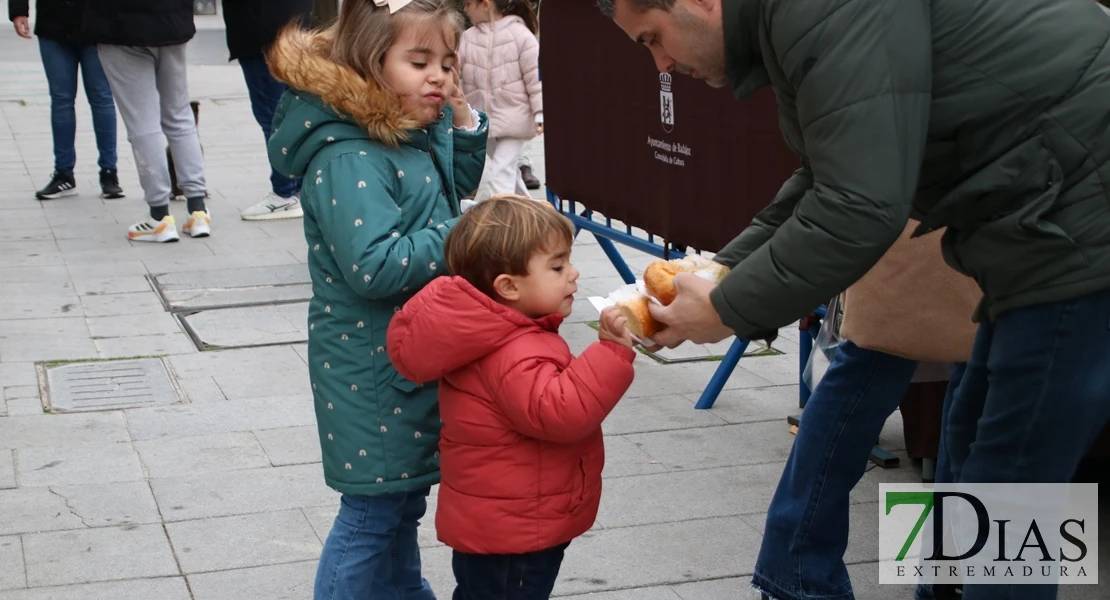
[598,306,635,349]
[448,67,472,128]
[535,123,544,136]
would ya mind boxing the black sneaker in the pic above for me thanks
[35,171,77,200]
[520,165,541,190]
[99,168,124,199]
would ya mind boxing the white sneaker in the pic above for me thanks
[182,210,211,238]
[128,215,179,243]
[240,192,303,221]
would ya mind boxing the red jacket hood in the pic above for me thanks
[387,276,564,383]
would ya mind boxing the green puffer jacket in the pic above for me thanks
[267,29,488,496]
[712,0,1110,337]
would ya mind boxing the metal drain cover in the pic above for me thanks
[45,359,180,413]
[179,302,308,351]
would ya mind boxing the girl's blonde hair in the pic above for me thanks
[329,0,465,92]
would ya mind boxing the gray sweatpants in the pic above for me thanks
[98,44,206,207]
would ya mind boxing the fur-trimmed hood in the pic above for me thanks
[267,27,419,145]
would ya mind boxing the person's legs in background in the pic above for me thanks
[752,341,919,600]
[237,56,304,221]
[314,490,436,600]
[518,139,540,190]
[153,44,209,238]
[77,43,123,199]
[481,137,529,199]
[36,37,80,199]
[944,289,1110,600]
[98,44,181,242]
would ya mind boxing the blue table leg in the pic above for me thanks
[694,337,749,409]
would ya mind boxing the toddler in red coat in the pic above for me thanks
[387,194,636,599]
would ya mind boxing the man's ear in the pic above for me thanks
[492,274,520,302]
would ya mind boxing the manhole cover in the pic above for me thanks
[150,264,311,312]
[44,359,181,413]
[179,302,308,351]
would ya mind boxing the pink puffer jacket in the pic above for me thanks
[458,16,542,140]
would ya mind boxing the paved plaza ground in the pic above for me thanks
[1,15,1106,600]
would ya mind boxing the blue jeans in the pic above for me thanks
[752,341,919,600]
[239,57,301,198]
[944,289,1110,600]
[38,37,117,174]
[451,543,569,600]
[915,363,966,600]
[314,490,436,600]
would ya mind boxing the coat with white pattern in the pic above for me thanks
[267,28,489,496]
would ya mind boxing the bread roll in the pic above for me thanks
[610,288,659,339]
[643,260,684,306]
[643,256,730,306]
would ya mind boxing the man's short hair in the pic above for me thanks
[597,0,676,18]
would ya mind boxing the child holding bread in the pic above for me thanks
[387,194,636,599]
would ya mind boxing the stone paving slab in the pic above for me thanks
[125,395,315,441]
[0,482,160,536]
[625,422,796,471]
[0,578,193,600]
[16,442,144,487]
[0,412,129,450]
[134,432,271,478]
[0,451,13,490]
[181,303,308,350]
[253,426,321,467]
[79,291,165,318]
[45,481,162,529]
[166,510,322,574]
[166,345,311,401]
[149,463,337,522]
[21,523,179,587]
[186,561,317,600]
[553,517,764,596]
[0,536,23,591]
[596,463,787,528]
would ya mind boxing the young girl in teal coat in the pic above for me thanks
[266,0,487,597]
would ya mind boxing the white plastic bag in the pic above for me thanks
[802,294,843,392]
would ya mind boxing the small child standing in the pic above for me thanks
[459,0,543,198]
[264,0,488,598]
[388,195,637,599]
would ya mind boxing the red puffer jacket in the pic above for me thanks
[387,276,635,554]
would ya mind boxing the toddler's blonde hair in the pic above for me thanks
[446,195,575,298]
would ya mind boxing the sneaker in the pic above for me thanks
[128,215,179,243]
[240,192,303,221]
[99,169,124,199]
[520,165,541,190]
[35,171,77,200]
[182,211,211,238]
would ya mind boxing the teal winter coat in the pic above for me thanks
[267,29,488,496]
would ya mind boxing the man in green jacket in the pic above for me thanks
[601,0,1110,599]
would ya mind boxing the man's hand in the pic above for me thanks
[598,306,635,350]
[12,17,31,39]
[646,272,733,348]
[448,67,472,128]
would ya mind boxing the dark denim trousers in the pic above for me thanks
[945,288,1110,600]
[38,37,117,174]
[238,57,301,198]
[314,490,435,600]
[752,341,920,600]
[451,542,569,600]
